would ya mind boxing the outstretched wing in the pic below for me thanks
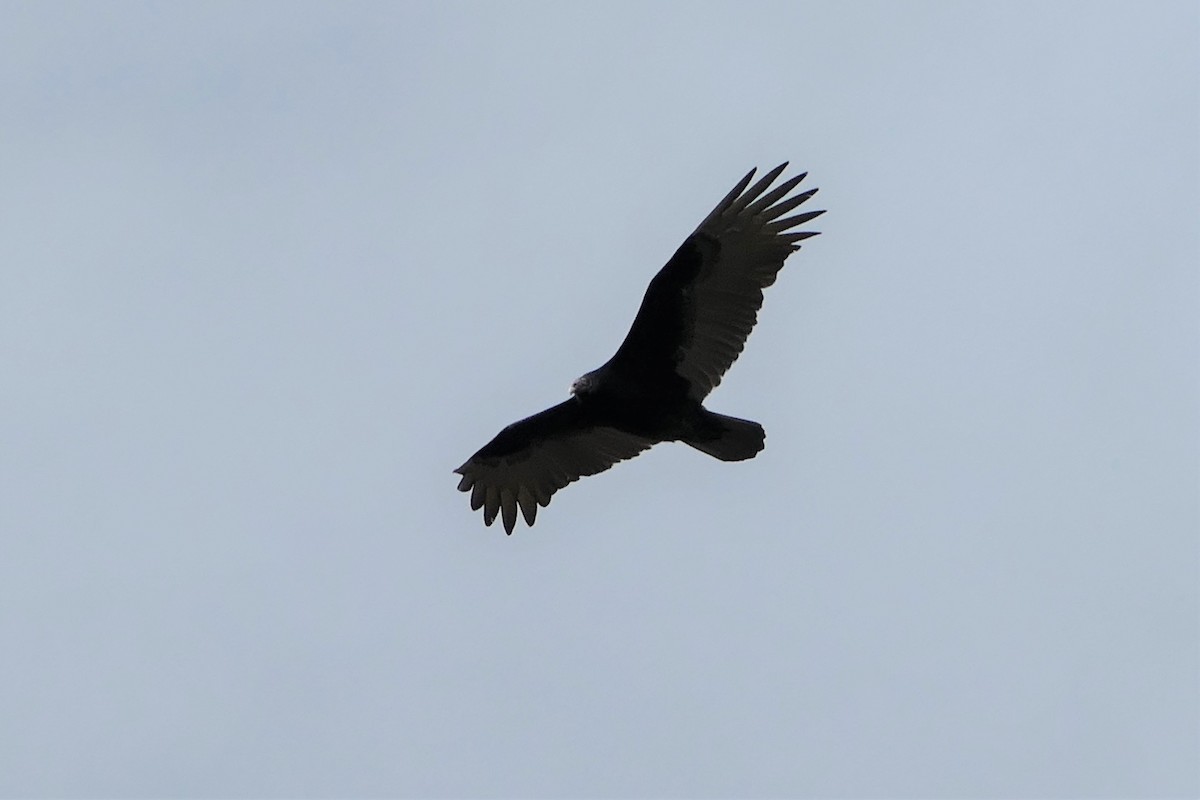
[454,400,655,534]
[609,164,824,399]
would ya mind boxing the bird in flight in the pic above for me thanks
[455,163,824,534]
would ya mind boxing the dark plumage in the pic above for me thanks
[455,164,824,534]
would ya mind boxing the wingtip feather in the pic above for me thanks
[483,485,500,525]
[732,164,789,213]
[765,208,826,234]
[518,487,539,526]
[500,488,518,535]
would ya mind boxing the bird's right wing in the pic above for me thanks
[454,400,655,534]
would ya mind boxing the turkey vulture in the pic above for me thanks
[455,163,824,534]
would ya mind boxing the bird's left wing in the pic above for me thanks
[610,164,824,399]
[454,400,655,534]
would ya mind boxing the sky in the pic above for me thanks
[1,2,1197,797]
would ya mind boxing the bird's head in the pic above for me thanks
[570,370,600,399]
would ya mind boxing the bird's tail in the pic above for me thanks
[684,411,765,462]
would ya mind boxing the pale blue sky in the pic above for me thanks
[1,2,1197,797]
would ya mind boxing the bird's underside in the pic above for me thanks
[455,163,824,534]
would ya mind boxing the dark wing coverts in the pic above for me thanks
[610,163,823,398]
[454,401,654,534]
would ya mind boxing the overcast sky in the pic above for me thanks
[1,2,1197,797]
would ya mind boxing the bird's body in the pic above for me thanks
[455,164,824,534]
